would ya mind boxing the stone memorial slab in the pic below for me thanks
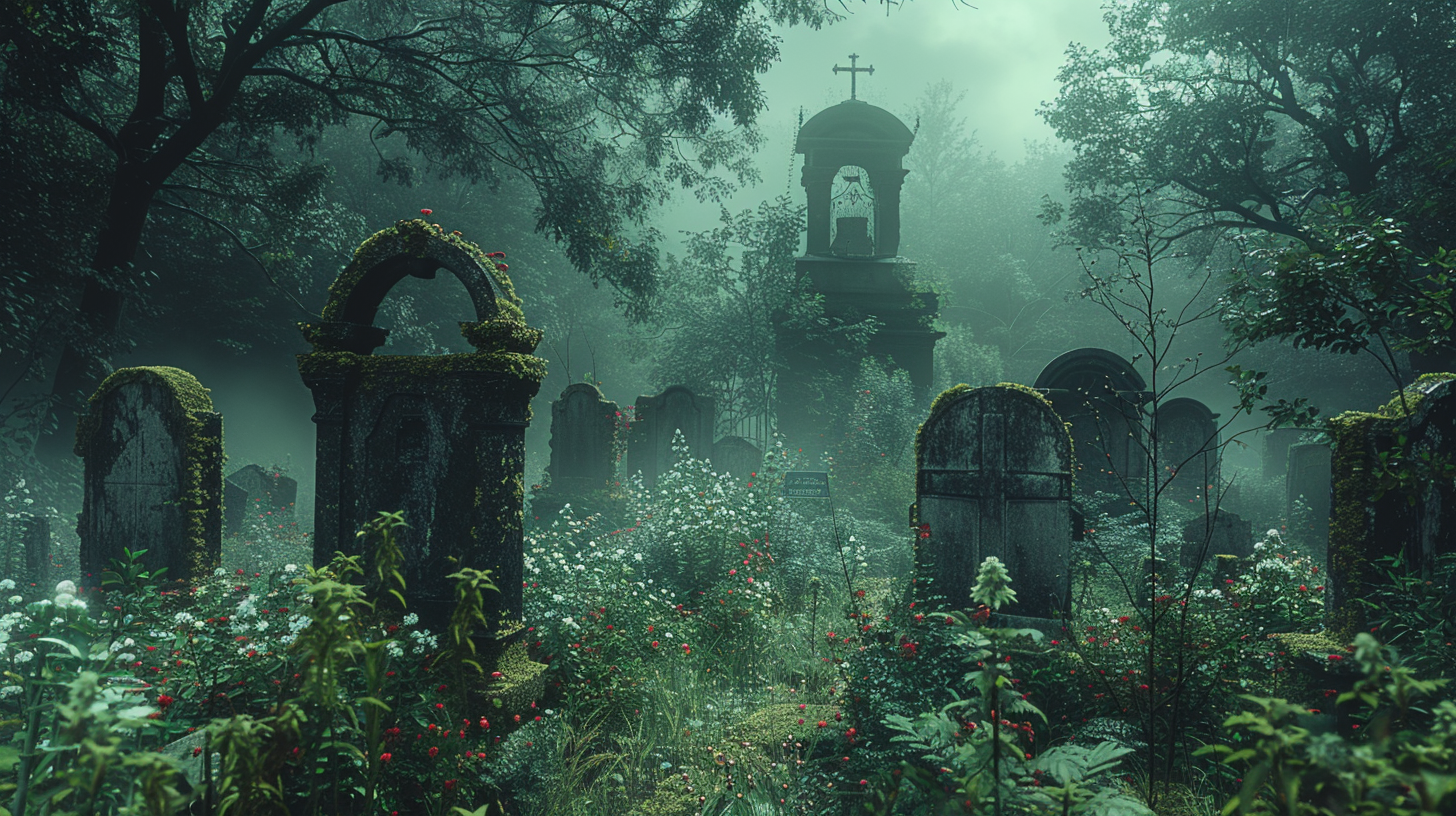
[711,436,762,482]
[1262,428,1306,480]
[1156,397,1219,507]
[226,464,298,516]
[1034,348,1149,501]
[914,384,1073,619]
[75,367,223,585]
[299,219,546,634]
[1327,375,1456,637]
[1181,510,1254,571]
[546,383,619,491]
[628,386,715,488]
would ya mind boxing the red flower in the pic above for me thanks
[421,209,433,216]
[380,752,392,763]
[428,746,439,758]
[156,694,175,710]
[817,720,828,729]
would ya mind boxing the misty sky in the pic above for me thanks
[659,0,1111,237]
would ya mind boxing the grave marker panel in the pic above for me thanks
[915,385,1073,619]
[629,386,715,488]
[75,367,223,584]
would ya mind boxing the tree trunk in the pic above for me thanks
[34,167,157,460]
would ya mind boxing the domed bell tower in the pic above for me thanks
[777,56,944,447]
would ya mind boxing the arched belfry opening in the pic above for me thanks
[830,165,876,257]
[775,58,945,446]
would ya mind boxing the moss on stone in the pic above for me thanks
[459,319,543,354]
[914,383,1074,475]
[323,220,523,325]
[482,637,548,713]
[725,703,841,750]
[1271,631,1348,656]
[296,350,547,385]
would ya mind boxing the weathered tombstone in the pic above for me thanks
[2,513,51,587]
[913,384,1073,620]
[628,386,715,488]
[1156,398,1219,507]
[298,219,546,633]
[1327,375,1456,638]
[711,436,763,482]
[532,383,619,519]
[1285,443,1332,549]
[75,367,224,585]
[1262,428,1306,480]
[1033,349,1149,502]
[223,480,249,534]
[546,383,619,491]
[1180,511,1254,571]
[227,464,298,515]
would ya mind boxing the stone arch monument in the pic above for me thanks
[298,219,546,632]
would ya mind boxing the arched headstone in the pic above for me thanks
[546,384,619,491]
[75,367,224,584]
[711,436,763,482]
[1157,397,1219,507]
[914,385,1073,619]
[1034,348,1149,500]
[298,219,546,633]
[629,386,715,488]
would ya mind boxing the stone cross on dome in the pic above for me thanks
[832,53,874,100]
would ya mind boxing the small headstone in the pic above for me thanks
[1285,443,1332,546]
[546,383,619,491]
[75,367,224,585]
[1262,428,1306,480]
[711,436,763,482]
[226,464,298,516]
[914,385,1073,619]
[1156,398,1219,507]
[160,730,214,788]
[629,386,715,488]
[1034,348,1149,501]
[1181,511,1254,571]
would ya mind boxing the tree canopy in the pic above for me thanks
[1041,0,1456,251]
[0,0,837,453]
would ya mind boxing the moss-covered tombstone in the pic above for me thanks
[298,219,546,634]
[913,384,1073,621]
[1034,347,1150,503]
[1326,373,1456,639]
[74,366,224,585]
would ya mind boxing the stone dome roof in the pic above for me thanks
[796,100,914,152]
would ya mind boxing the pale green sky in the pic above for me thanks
[661,0,1111,236]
